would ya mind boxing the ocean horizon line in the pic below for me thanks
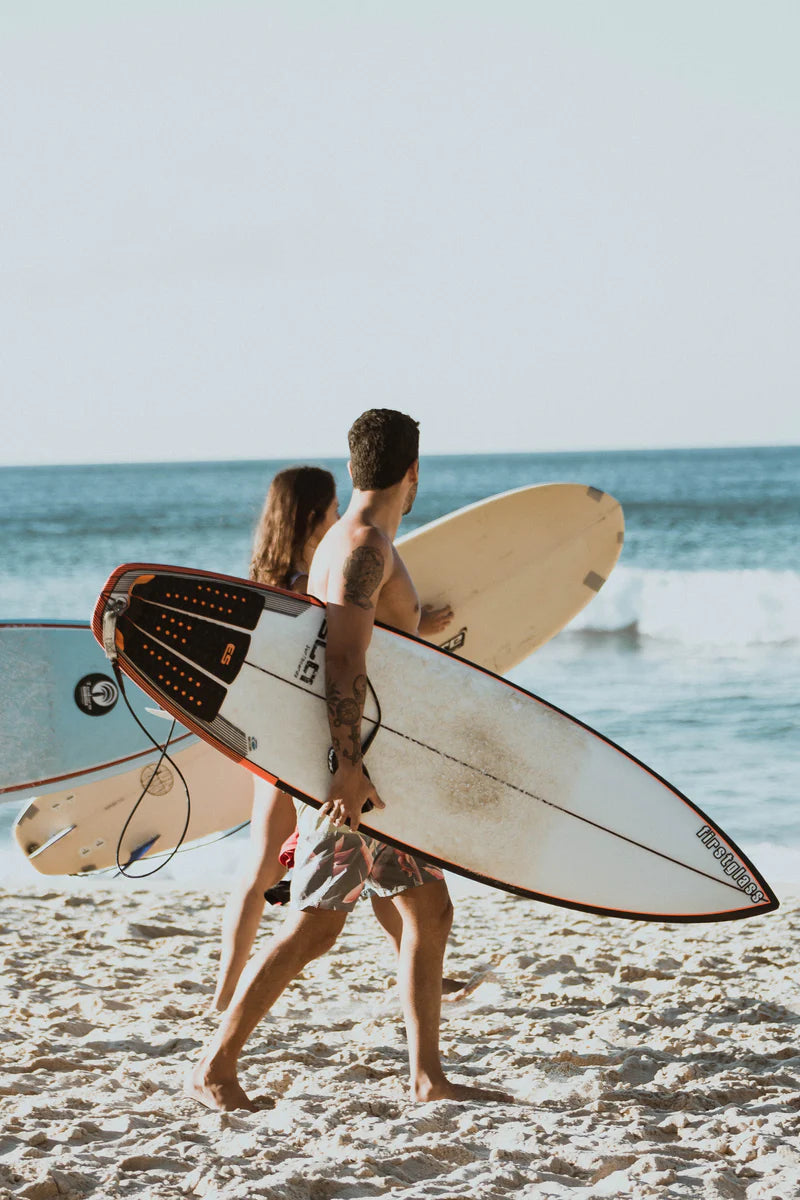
[1,441,798,472]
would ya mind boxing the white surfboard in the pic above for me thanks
[399,483,624,673]
[92,563,778,922]
[12,741,254,875]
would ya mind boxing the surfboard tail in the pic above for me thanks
[92,564,284,780]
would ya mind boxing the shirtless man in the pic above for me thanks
[187,409,506,1112]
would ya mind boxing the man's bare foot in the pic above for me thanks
[184,1062,258,1112]
[412,1078,515,1104]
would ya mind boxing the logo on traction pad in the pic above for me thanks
[74,673,119,716]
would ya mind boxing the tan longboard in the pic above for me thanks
[14,739,253,875]
[398,482,624,674]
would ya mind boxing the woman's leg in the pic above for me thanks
[212,785,297,1011]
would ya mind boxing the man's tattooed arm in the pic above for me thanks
[323,538,384,779]
[326,673,368,766]
[343,545,384,610]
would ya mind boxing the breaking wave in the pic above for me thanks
[569,567,800,646]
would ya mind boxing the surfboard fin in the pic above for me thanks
[26,824,77,859]
[122,835,161,867]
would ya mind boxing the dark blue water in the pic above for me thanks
[1,445,798,887]
[0,447,797,614]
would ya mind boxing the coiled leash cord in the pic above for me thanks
[111,661,193,879]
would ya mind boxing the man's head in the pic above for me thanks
[348,410,419,507]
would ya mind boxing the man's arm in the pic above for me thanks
[320,533,388,831]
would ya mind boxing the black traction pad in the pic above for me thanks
[118,620,228,723]
[125,596,250,684]
[128,573,264,631]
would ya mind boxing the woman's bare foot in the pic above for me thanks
[184,1062,259,1112]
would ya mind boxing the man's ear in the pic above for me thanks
[347,460,353,481]
[407,459,419,483]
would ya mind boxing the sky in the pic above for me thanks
[2,1,798,464]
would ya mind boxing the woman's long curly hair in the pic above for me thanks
[249,466,336,588]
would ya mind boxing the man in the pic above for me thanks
[187,410,505,1111]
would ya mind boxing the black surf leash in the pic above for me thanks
[110,662,193,879]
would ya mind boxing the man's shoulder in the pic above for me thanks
[328,520,391,610]
[337,517,392,559]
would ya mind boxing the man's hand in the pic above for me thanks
[418,603,454,637]
[321,764,384,833]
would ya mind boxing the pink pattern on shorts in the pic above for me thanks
[290,804,444,912]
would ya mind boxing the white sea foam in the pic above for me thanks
[0,820,251,893]
[569,567,800,646]
[742,842,800,897]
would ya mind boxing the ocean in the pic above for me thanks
[1,445,798,894]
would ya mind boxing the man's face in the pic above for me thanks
[402,469,419,515]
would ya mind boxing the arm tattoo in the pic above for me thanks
[327,673,367,765]
[343,546,384,610]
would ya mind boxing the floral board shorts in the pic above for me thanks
[290,801,444,912]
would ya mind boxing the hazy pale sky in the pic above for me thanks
[2,1,798,464]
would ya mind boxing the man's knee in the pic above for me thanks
[289,912,344,962]
[307,923,342,960]
[418,886,454,939]
[438,893,454,938]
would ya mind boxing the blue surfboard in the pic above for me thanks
[0,621,193,800]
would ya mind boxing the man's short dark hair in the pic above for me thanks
[348,409,419,490]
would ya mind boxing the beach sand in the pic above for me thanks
[1,883,798,1200]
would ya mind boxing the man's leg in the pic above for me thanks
[374,880,510,1102]
[188,906,347,1111]
[369,894,464,994]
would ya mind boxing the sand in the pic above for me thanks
[1,883,798,1200]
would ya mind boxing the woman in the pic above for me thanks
[213,465,455,1010]
[212,466,339,1011]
